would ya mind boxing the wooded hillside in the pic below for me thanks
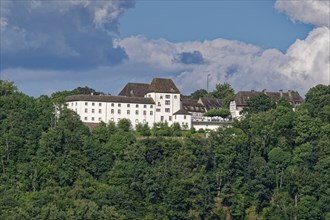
[1,81,329,219]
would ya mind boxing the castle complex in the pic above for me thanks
[65,78,304,130]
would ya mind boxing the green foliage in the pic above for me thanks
[136,123,151,136]
[210,83,235,108]
[304,84,330,122]
[117,118,132,132]
[0,82,329,219]
[189,89,208,100]
[204,109,230,118]
[244,93,276,114]
[0,80,17,96]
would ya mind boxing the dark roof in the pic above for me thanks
[198,97,224,110]
[65,95,155,104]
[234,90,304,106]
[173,109,191,115]
[118,82,150,97]
[148,78,180,94]
[182,99,206,113]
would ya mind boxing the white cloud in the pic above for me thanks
[275,0,330,27]
[115,25,329,95]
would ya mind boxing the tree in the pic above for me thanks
[136,123,151,136]
[0,80,17,96]
[304,84,330,122]
[117,119,132,132]
[204,109,230,118]
[243,94,276,114]
[190,89,208,100]
[210,83,235,108]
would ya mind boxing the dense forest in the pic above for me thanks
[0,80,329,219]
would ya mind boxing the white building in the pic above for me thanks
[66,78,192,130]
[230,89,304,119]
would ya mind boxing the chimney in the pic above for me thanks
[279,89,283,97]
[262,89,267,94]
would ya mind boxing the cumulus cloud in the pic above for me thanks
[0,0,134,70]
[115,25,329,95]
[275,0,330,27]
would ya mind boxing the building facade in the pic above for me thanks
[230,89,304,119]
[66,78,192,129]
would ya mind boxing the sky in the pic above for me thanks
[0,0,329,97]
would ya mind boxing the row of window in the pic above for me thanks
[84,117,102,122]
[110,109,153,116]
[82,102,153,108]
[85,109,102,113]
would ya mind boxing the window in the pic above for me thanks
[75,102,77,106]
[174,95,177,99]
[165,100,170,105]
[75,108,77,112]
[144,105,147,108]
[111,103,114,107]
[169,116,172,121]
[85,102,88,106]
[148,94,151,97]
[71,102,73,106]
[118,109,121,114]
[165,95,170,98]
[136,104,139,108]
[92,109,95,113]
[158,102,161,107]
[161,116,164,121]
[165,108,170,113]
[135,110,139,115]
[99,109,102,113]
[135,119,139,123]
[111,109,114,114]
[160,96,163,99]
[127,104,130,107]
[84,117,87,120]
[92,102,95,106]
[150,111,153,116]
[98,117,102,121]
[92,117,94,121]
[150,105,153,108]
[118,103,121,107]
[143,110,146,115]
[184,115,186,119]
[85,108,88,113]
[156,108,161,112]
[143,119,146,123]
[99,103,102,106]
[111,118,114,121]
[127,110,130,115]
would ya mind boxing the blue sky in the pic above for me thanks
[120,1,312,51]
[0,0,329,97]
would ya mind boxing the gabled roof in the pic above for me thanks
[148,78,180,94]
[198,97,224,111]
[182,99,206,113]
[234,90,304,106]
[65,95,155,104]
[173,109,191,115]
[118,83,150,97]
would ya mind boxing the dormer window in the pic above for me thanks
[165,95,170,98]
